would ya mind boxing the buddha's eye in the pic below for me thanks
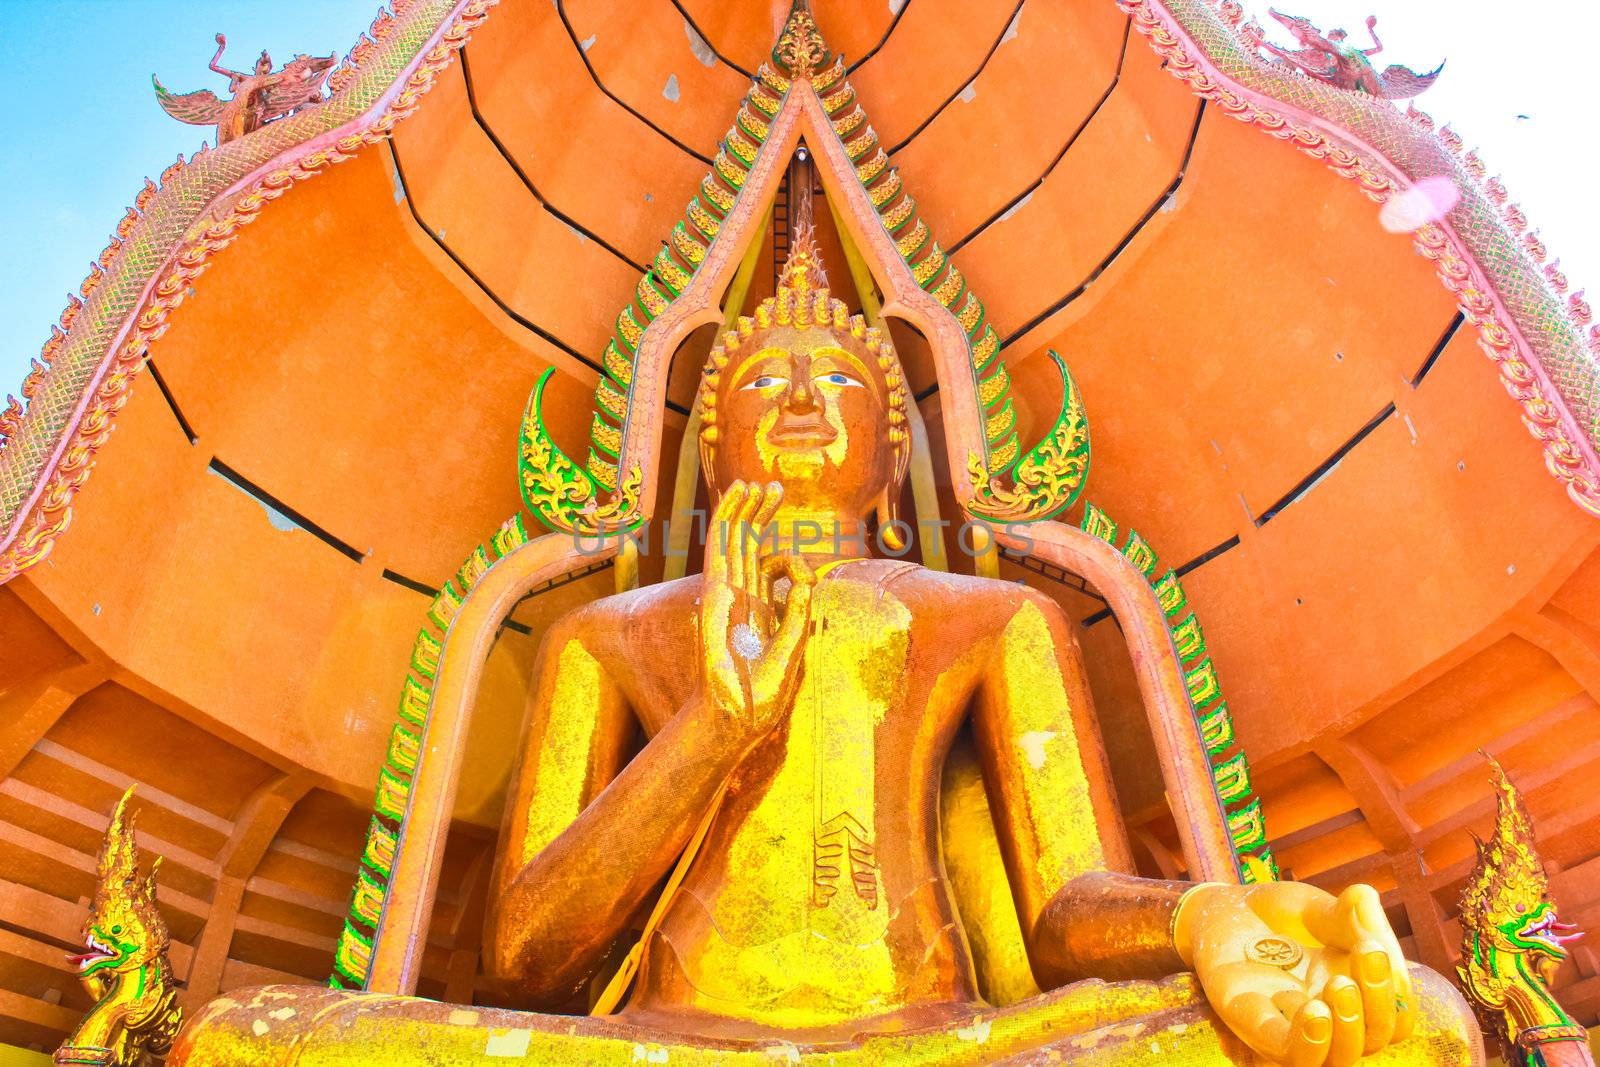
[816,372,862,388]
[742,375,788,391]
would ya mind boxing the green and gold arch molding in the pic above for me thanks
[331,510,537,987]
[967,351,1091,523]
[1077,502,1279,885]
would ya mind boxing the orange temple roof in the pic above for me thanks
[0,0,1597,1051]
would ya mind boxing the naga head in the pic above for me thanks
[1457,754,1586,1053]
[1267,9,1325,46]
[56,787,182,1066]
[71,788,169,984]
[694,188,911,531]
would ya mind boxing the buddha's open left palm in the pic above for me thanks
[699,481,815,749]
[1182,881,1415,1067]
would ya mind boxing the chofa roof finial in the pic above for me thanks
[773,0,830,78]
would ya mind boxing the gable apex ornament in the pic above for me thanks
[772,0,831,79]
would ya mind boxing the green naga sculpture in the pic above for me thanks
[54,787,183,1067]
[1457,756,1593,1067]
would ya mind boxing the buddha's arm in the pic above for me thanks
[971,589,1190,987]
[483,617,742,1003]
[485,482,812,1003]
[974,591,1422,1060]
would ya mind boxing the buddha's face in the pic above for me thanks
[712,327,893,519]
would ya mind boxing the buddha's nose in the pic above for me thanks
[785,373,817,413]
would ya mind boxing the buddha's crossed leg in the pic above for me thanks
[170,966,1477,1066]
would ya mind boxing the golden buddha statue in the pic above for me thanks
[168,222,1481,1067]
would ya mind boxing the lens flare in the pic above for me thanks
[1379,175,1461,233]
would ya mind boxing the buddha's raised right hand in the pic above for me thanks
[699,480,816,751]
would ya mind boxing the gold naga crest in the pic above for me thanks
[55,786,183,1066]
[1456,754,1588,1056]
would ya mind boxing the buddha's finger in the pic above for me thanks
[1355,945,1396,1053]
[751,481,783,531]
[736,481,761,584]
[727,483,761,596]
[752,482,784,609]
[1219,991,1294,1064]
[1357,888,1414,1043]
[712,480,746,527]
[766,557,816,675]
[758,552,796,632]
[1311,883,1411,1044]
[762,554,816,608]
[1347,883,1388,935]
[1304,884,1381,952]
[748,486,774,617]
[707,482,746,584]
[743,484,778,607]
[1282,1000,1334,1067]
[1323,976,1364,1067]
[700,486,743,637]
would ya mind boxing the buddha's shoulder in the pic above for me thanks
[839,560,1063,618]
[592,574,702,615]
[545,575,702,637]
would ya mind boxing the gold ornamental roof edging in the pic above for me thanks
[0,0,501,584]
[1130,0,1600,518]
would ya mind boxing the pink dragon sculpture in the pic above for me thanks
[154,33,335,144]
[1248,9,1442,99]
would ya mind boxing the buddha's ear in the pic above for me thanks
[875,487,909,553]
[888,397,912,490]
[696,356,723,504]
[698,428,719,506]
[892,427,912,490]
[877,344,912,490]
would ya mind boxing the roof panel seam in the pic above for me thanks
[458,50,649,274]
[665,0,756,79]
[554,0,715,165]
[948,16,1133,255]
[847,0,915,74]
[885,0,1029,157]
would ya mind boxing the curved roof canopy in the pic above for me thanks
[0,0,1597,1046]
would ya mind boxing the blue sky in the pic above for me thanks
[0,0,379,391]
[2,1,1596,396]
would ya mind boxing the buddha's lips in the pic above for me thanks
[767,421,837,447]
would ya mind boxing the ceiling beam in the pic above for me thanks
[183,773,314,1008]
[1313,740,1452,973]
